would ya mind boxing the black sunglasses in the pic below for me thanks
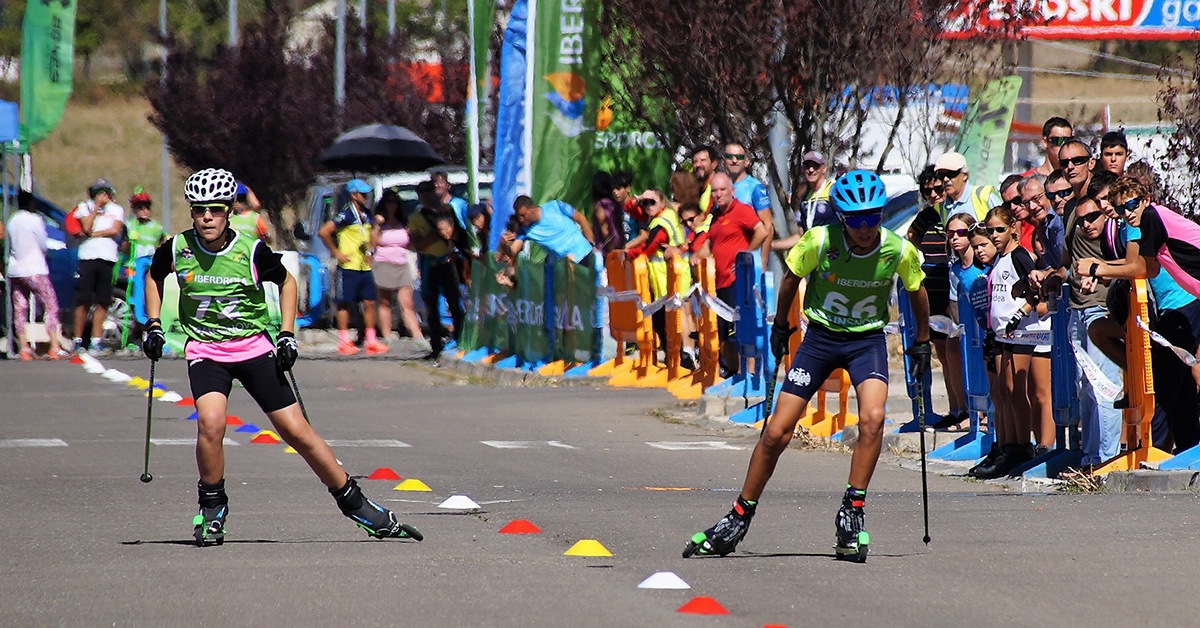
[1080,211,1105,223]
[935,169,963,180]
[1118,197,1142,215]
[920,185,944,196]
[1047,135,1074,146]
[1063,155,1091,167]
[1045,188,1073,201]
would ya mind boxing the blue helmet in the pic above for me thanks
[831,170,886,214]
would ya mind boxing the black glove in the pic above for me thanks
[276,331,298,372]
[143,325,165,361]
[906,340,932,383]
[770,323,795,362]
[1005,311,1025,335]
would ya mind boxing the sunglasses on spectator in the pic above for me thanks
[839,212,882,229]
[1118,197,1142,215]
[1063,155,1091,167]
[1079,211,1105,224]
[190,203,231,217]
[724,153,747,161]
[920,185,944,196]
[1045,188,1073,201]
[947,228,973,237]
[980,225,1008,235]
[681,215,698,224]
[802,161,823,169]
[1046,135,1074,146]
[935,169,963,180]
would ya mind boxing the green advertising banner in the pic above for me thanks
[954,76,1022,191]
[513,257,548,362]
[482,257,514,353]
[20,0,77,146]
[528,0,597,213]
[552,258,597,363]
[466,0,496,204]
[458,260,490,352]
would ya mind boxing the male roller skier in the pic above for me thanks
[143,168,422,545]
[685,170,931,562]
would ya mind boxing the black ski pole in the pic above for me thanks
[287,370,311,425]
[760,344,781,437]
[915,377,931,545]
[140,360,156,483]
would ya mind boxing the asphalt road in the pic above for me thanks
[2,356,1199,627]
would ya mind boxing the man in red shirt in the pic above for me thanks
[692,172,769,375]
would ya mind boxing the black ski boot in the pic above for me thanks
[834,487,869,563]
[193,479,228,547]
[331,477,423,541]
[683,496,756,557]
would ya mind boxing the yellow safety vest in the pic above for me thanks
[646,208,690,298]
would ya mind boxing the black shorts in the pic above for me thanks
[999,342,1050,357]
[716,284,736,342]
[74,259,115,307]
[188,352,296,413]
[336,268,378,305]
[780,323,889,400]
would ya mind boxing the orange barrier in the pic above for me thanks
[669,257,723,399]
[609,256,668,387]
[588,251,640,378]
[1094,279,1171,473]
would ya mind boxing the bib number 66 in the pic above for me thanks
[821,292,878,320]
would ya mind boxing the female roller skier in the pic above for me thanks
[143,168,422,545]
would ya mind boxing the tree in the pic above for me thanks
[597,0,1027,203]
[147,5,468,241]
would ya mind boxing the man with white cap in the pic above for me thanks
[934,151,999,221]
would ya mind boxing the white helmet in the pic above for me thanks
[184,168,238,203]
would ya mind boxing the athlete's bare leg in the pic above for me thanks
[266,403,346,488]
[846,378,889,489]
[740,392,810,502]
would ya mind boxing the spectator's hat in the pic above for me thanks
[346,179,372,194]
[129,186,152,206]
[935,152,968,173]
[467,202,486,221]
[88,178,115,197]
[801,150,825,165]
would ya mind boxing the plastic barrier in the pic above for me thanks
[667,257,723,399]
[604,255,668,387]
[722,253,776,423]
[296,253,328,329]
[589,251,643,378]
[1094,279,1172,473]
[928,282,994,461]
[1010,285,1082,477]
[895,288,939,433]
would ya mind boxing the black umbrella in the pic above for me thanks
[317,123,446,173]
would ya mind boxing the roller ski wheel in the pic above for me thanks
[834,531,869,563]
[683,497,756,558]
[192,509,227,547]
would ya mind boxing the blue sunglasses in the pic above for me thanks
[840,212,882,230]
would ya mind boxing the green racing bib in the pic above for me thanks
[172,230,271,342]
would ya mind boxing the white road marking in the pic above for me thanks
[0,438,68,448]
[325,439,411,448]
[151,438,239,446]
[481,440,578,450]
[646,441,746,451]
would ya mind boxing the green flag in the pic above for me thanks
[466,0,496,204]
[954,76,1022,190]
[20,0,77,146]
[527,0,597,211]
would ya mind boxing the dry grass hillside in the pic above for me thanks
[30,97,193,230]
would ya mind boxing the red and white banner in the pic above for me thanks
[947,0,1200,40]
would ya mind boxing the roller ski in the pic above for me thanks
[683,496,755,558]
[193,479,227,547]
[833,487,869,563]
[331,477,423,541]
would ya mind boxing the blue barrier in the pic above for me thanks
[929,282,993,461]
[1012,285,1082,478]
[296,253,328,329]
[894,288,939,433]
[719,252,777,424]
[129,255,153,324]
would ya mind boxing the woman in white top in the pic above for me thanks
[6,193,66,359]
[984,206,1053,475]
